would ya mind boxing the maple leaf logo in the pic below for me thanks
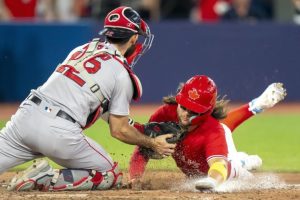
[188,88,200,100]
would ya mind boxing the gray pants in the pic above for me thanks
[0,99,114,174]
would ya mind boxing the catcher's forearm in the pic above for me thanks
[112,124,155,148]
[109,114,155,148]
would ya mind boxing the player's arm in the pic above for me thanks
[195,123,229,190]
[127,146,150,189]
[195,157,228,190]
[207,157,228,184]
[127,105,171,188]
[109,114,175,156]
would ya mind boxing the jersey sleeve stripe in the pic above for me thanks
[206,155,228,162]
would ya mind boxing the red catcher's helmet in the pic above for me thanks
[99,6,154,68]
[175,75,217,124]
[100,6,147,38]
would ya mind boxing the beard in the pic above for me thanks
[177,115,191,130]
[124,44,136,58]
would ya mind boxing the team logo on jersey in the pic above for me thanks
[188,88,200,100]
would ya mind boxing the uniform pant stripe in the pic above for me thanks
[83,138,113,168]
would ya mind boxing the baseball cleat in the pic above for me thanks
[249,82,287,114]
[195,177,217,191]
[7,159,54,191]
[237,152,262,171]
[242,155,262,171]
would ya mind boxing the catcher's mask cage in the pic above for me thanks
[99,6,154,68]
[176,75,217,125]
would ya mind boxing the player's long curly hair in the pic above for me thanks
[162,83,229,120]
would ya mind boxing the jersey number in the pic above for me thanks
[56,54,111,86]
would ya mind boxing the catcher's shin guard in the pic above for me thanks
[49,162,123,191]
[7,159,54,191]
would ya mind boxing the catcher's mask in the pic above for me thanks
[175,75,217,125]
[99,6,154,68]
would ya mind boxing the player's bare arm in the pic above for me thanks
[109,114,176,156]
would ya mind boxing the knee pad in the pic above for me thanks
[95,162,123,190]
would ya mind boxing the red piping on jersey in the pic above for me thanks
[83,136,113,167]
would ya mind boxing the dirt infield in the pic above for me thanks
[0,171,299,200]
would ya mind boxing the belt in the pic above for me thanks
[28,95,76,123]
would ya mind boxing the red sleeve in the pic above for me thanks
[133,122,145,133]
[128,122,148,181]
[220,104,254,132]
[128,146,150,180]
[204,121,228,161]
[129,104,177,180]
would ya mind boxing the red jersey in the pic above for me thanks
[129,103,253,179]
[150,104,228,177]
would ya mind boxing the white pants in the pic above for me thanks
[221,124,253,180]
[0,98,114,174]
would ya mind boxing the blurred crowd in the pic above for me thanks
[0,0,300,24]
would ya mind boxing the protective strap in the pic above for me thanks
[49,169,60,191]
[61,38,105,102]
[87,41,142,101]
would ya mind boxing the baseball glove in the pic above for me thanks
[139,122,186,159]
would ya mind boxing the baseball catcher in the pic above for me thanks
[2,6,177,192]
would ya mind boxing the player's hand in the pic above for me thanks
[151,134,176,156]
[195,177,218,191]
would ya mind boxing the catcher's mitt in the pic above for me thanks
[139,122,186,159]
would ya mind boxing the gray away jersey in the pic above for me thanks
[35,41,134,127]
